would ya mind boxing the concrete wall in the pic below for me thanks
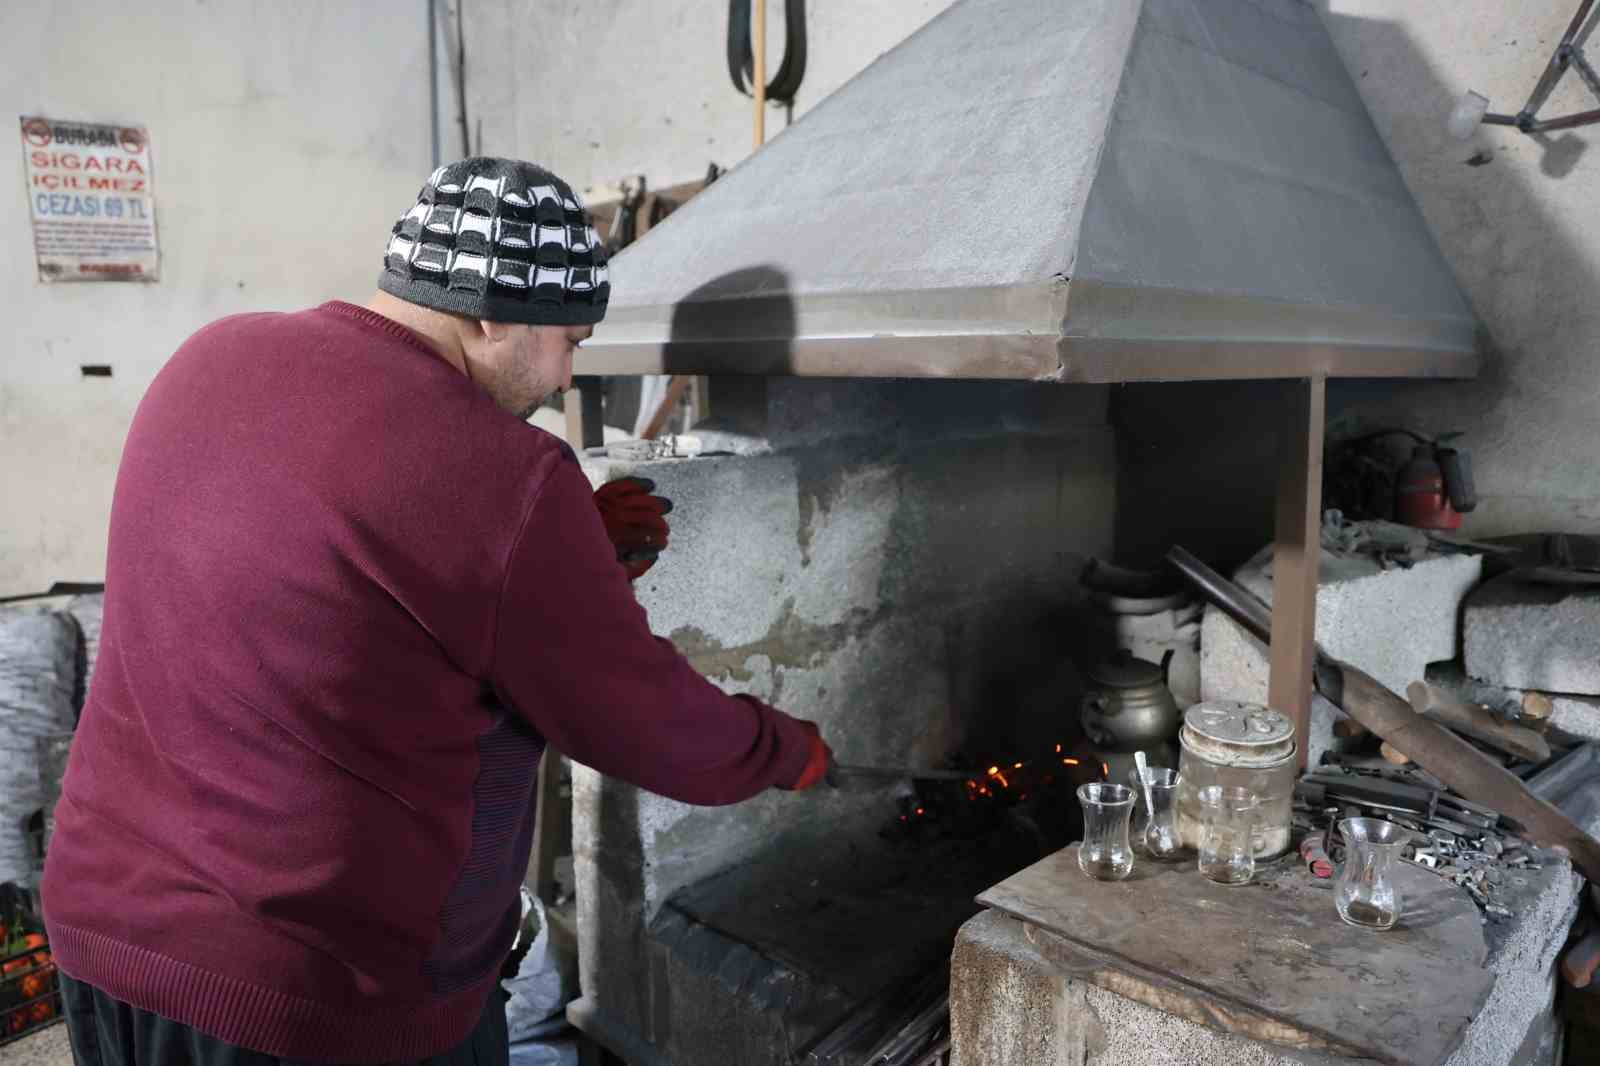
[1120,3,1600,566]
[463,0,958,195]
[1316,1,1600,536]
[0,2,443,595]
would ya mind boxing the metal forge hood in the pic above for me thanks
[578,0,1478,384]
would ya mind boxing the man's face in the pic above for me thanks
[468,321,594,419]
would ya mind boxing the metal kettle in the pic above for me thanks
[1080,650,1181,752]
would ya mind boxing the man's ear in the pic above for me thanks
[479,318,510,343]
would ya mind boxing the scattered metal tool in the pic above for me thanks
[1168,544,1600,882]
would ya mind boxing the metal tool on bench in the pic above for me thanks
[1168,545,1600,882]
[1296,772,1500,835]
[825,761,977,789]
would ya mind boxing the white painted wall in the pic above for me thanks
[1315,1,1600,536]
[464,0,958,194]
[1,2,439,595]
[9,0,1598,594]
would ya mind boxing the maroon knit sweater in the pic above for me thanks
[42,302,812,1062]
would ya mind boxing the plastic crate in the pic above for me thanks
[0,935,61,1047]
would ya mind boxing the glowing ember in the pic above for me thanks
[1101,762,1110,778]
[987,765,1000,776]
[1013,761,1024,770]
[1055,743,1062,753]
[1062,757,1080,766]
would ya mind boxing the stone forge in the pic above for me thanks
[564,379,1116,1066]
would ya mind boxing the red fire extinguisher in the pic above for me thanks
[1396,436,1476,531]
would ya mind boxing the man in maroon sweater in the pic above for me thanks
[41,158,830,1066]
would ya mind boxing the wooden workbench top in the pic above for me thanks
[977,845,1492,1066]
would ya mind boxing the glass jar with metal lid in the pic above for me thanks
[1175,701,1296,859]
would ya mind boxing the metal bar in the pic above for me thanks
[1268,376,1326,769]
[1562,0,1599,51]
[1529,105,1600,132]
[1166,546,1275,641]
[427,0,440,168]
[1525,744,1600,804]
[1519,0,1595,118]
[578,333,1480,383]
[1572,47,1600,101]
[829,763,977,783]
[1578,2,1600,50]
[1482,112,1522,126]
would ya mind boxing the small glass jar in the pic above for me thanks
[1076,782,1136,881]
[1336,818,1408,930]
[1176,702,1296,859]
[1196,785,1258,885]
[1127,767,1183,860]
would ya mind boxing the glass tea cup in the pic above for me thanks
[1336,817,1409,930]
[1127,766,1183,860]
[1076,782,1136,881]
[1196,785,1258,885]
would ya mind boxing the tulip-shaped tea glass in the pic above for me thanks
[1196,785,1258,885]
[1336,817,1408,930]
[1128,767,1183,860]
[1076,782,1136,881]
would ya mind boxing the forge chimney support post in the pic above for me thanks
[1267,375,1326,769]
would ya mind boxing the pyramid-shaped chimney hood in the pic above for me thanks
[577,0,1479,384]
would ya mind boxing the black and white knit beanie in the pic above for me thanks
[378,157,609,326]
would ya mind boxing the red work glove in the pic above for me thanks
[785,721,833,792]
[593,477,672,580]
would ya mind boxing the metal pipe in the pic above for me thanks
[1561,0,1599,50]
[455,1,470,155]
[1525,744,1600,804]
[1530,105,1600,131]
[1481,112,1522,127]
[753,0,767,147]
[1519,0,1598,119]
[1165,546,1276,645]
[427,0,440,168]
[1571,46,1600,101]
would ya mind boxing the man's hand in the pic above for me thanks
[785,721,833,791]
[594,477,673,580]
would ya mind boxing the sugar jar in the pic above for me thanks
[1175,701,1296,859]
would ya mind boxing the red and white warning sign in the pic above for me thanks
[19,116,159,282]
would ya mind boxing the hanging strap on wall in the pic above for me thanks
[726,0,807,103]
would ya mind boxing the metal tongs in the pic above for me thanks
[825,761,977,791]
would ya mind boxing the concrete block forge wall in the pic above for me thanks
[570,378,1117,1065]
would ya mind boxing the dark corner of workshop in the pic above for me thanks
[6,2,1600,1065]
